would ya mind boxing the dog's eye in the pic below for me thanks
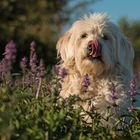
[102,34,109,40]
[80,33,87,39]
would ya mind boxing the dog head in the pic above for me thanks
[56,13,134,78]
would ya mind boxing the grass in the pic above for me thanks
[0,41,140,140]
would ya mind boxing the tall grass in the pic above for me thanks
[0,41,140,140]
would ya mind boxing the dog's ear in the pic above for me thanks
[56,28,75,62]
[117,35,134,76]
[56,31,71,61]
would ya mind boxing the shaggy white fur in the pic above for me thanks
[56,13,134,127]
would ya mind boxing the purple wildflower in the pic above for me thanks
[110,83,118,101]
[29,53,37,73]
[30,41,37,61]
[3,40,17,61]
[128,75,137,112]
[0,58,12,72]
[20,57,28,70]
[29,41,38,73]
[58,68,68,78]
[130,75,136,96]
[1,41,17,72]
[30,41,36,51]
[30,41,36,60]
[81,74,90,87]
[106,83,118,105]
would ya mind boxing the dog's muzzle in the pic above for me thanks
[87,40,102,58]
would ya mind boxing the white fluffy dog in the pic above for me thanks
[56,13,134,126]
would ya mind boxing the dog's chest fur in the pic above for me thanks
[60,74,130,117]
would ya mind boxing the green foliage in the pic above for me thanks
[0,40,140,140]
[0,73,140,140]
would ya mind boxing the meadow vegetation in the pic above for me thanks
[0,41,140,140]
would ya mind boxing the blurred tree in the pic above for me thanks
[118,17,140,59]
[0,0,98,67]
[118,17,140,80]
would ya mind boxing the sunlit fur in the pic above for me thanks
[56,13,134,127]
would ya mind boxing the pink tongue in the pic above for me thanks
[89,40,100,57]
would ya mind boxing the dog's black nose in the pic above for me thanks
[87,40,101,58]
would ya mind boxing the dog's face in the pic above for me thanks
[57,13,134,77]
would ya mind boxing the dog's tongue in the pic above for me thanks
[89,40,101,58]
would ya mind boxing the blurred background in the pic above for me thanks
[0,0,140,83]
